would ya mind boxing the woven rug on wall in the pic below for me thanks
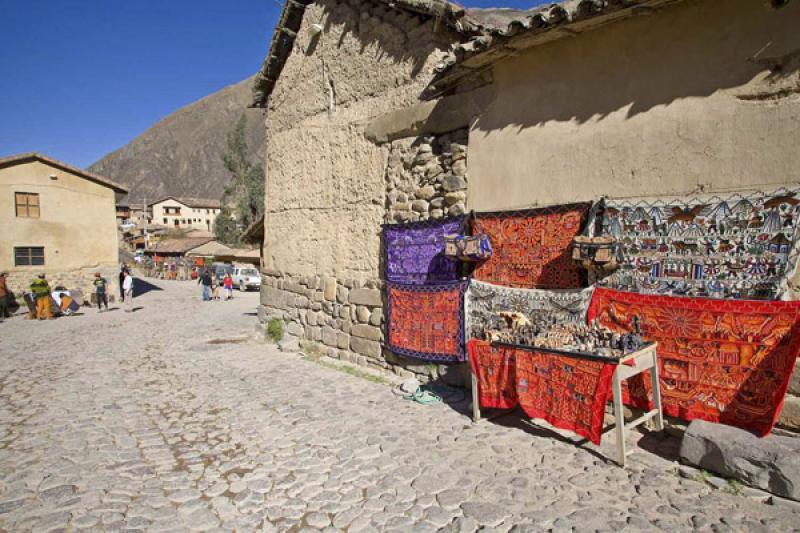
[472,203,591,289]
[599,188,800,300]
[383,216,464,285]
[467,340,615,445]
[588,287,800,436]
[386,281,467,363]
[466,280,594,338]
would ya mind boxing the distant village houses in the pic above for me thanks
[149,196,221,232]
[0,152,127,298]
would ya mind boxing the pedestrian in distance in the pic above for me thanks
[30,274,53,320]
[211,273,219,300]
[223,273,233,301]
[93,272,109,311]
[198,269,212,301]
[122,270,134,312]
[0,272,9,323]
[118,265,126,302]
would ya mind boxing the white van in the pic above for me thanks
[231,266,262,291]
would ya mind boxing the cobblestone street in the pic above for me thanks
[1,279,799,532]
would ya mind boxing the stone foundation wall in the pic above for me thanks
[4,265,121,306]
[259,270,468,385]
[385,129,468,224]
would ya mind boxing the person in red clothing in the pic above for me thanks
[223,273,234,301]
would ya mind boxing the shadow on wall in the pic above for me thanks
[318,0,461,81]
[471,0,800,134]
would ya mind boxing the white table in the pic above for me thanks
[471,342,664,467]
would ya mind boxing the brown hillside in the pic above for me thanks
[89,76,265,204]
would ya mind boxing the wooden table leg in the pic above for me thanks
[649,348,665,431]
[612,369,626,467]
[471,372,481,423]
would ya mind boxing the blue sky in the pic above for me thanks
[0,0,542,168]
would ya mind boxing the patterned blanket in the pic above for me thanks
[466,280,594,338]
[588,287,800,436]
[387,281,468,363]
[468,340,615,445]
[472,203,591,289]
[383,217,464,285]
[599,189,800,300]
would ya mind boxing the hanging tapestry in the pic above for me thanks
[387,281,467,363]
[472,203,591,289]
[468,340,615,445]
[599,189,800,300]
[466,280,594,339]
[383,217,464,285]
[587,287,800,436]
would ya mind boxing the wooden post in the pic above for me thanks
[650,346,665,431]
[471,373,481,422]
[612,370,626,467]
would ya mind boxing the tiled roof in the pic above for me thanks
[149,196,221,209]
[0,152,128,193]
[146,237,214,254]
[429,0,794,98]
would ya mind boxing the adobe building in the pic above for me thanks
[149,196,221,232]
[251,0,800,426]
[0,152,127,299]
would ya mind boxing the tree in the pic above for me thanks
[221,113,264,241]
[213,207,240,245]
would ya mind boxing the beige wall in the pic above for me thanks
[152,198,218,231]
[264,0,458,281]
[467,0,800,211]
[0,159,120,295]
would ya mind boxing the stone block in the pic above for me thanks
[321,326,338,347]
[306,311,318,327]
[295,295,309,309]
[442,175,467,192]
[313,291,325,302]
[448,203,466,217]
[278,337,300,353]
[680,419,800,501]
[789,361,800,395]
[415,185,437,200]
[350,288,382,307]
[286,322,304,337]
[306,325,322,342]
[411,200,429,213]
[323,277,337,302]
[337,332,350,350]
[356,305,371,323]
[778,395,800,430]
[451,159,467,176]
[350,337,382,359]
[336,285,349,304]
[351,324,382,342]
[444,191,466,206]
[369,308,383,326]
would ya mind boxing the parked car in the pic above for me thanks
[232,266,261,291]
[213,263,233,283]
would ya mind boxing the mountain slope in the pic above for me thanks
[89,76,265,204]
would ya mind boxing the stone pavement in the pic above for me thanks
[0,278,798,532]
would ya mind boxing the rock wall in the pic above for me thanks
[385,129,469,224]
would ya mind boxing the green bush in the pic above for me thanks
[266,318,284,343]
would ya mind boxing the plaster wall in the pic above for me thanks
[264,0,458,282]
[151,198,218,231]
[0,160,120,294]
[467,0,800,212]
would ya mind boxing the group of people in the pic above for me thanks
[0,266,137,323]
[197,269,234,301]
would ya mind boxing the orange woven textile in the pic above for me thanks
[468,340,615,445]
[472,203,590,289]
[587,287,800,436]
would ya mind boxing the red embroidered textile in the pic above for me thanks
[472,203,590,289]
[387,282,467,362]
[587,288,800,436]
[467,340,616,445]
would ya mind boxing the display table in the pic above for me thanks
[470,342,664,467]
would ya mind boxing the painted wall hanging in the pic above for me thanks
[588,287,800,436]
[598,189,800,299]
[383,216,464,285]
[387,280,468,363]
[468,340,615,445]
[471,203,591,289]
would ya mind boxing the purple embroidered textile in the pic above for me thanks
[383,217,464,285]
